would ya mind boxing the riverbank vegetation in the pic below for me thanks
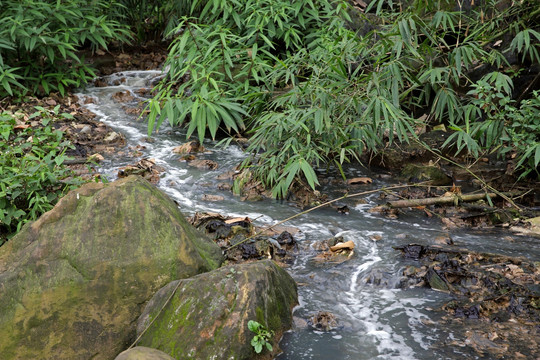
[146,0,540,197]
[0,0,158,241]
[1,0,538,241]
[0,107,84,243]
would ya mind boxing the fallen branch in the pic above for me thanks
[64,157,91,165]
[381,192,498,209]
[226,183,432,251]
[373,191,522,210]
[412,138,521,210]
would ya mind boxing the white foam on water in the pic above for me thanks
[79,70,463,360]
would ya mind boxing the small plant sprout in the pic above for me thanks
[248,320,273,354]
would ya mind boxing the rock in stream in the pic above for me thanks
[0,176,223,360]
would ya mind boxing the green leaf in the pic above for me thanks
[248,320,259,332]
[299,159,318,190]
[54,155,65,166]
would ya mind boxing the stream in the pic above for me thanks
[77,70,540,359]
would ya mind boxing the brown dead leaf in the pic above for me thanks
[187,159,218,170]
[202,194,225,202]
[352,0,367,9]
[330,240,355,252]
[347,177,373,185]
[181,154,197,161]
[117,158,164,184]
[258,225,300,237]
[117,53,130,61]
[224,217,251,225]
[465,331,508,357]
[173,141,205,154]
[441,216,467,229]
[369,235,382,242]
[111,90,134,103]
[88,153,104,162]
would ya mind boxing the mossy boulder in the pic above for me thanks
[136,260,298,360]
[400,163,453,185]
[0,176,222,360]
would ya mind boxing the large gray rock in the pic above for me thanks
[136,260,298,360]
[0,176,222,360]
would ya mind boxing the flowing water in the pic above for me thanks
[77,71,539,360]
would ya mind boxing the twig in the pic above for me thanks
[516,71,540,104]
[226,183,429,251]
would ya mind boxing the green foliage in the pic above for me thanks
[149,0,540,197]
[367,0,540,178]
[0,0,131,97]
[244,24,417,197]
[0,108,84,243]
[444,82,540,178]
[248,320,273,354]
[147,0,350,143]
[112,0,187,42]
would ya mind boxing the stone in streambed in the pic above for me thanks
[0,175,223,360]
[400,163,452,185]
[136,260,298,360]
[115,347,175,360]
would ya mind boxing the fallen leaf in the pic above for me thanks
[369,235,382,242]
[111,90,134,103]
[88,153,104,162]
[187,159,218,170]
[347,177,372,185]
[224,217,251,224]
[202,194,225,202]
[173,141,205,154]
[330,240,355,252]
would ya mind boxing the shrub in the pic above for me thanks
[0,0,131,97]
[0,108,85,244]
[111,0,192,42]
[148,0,540,197]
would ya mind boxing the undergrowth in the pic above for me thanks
[0,0,131,97]
[0,108,84,244]
[145,0,539,197]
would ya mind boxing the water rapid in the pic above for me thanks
[77,70,539,360]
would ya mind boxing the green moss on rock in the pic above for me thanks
[137,260,298,360]
[401,164,452,185]
[0,176,223,360]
